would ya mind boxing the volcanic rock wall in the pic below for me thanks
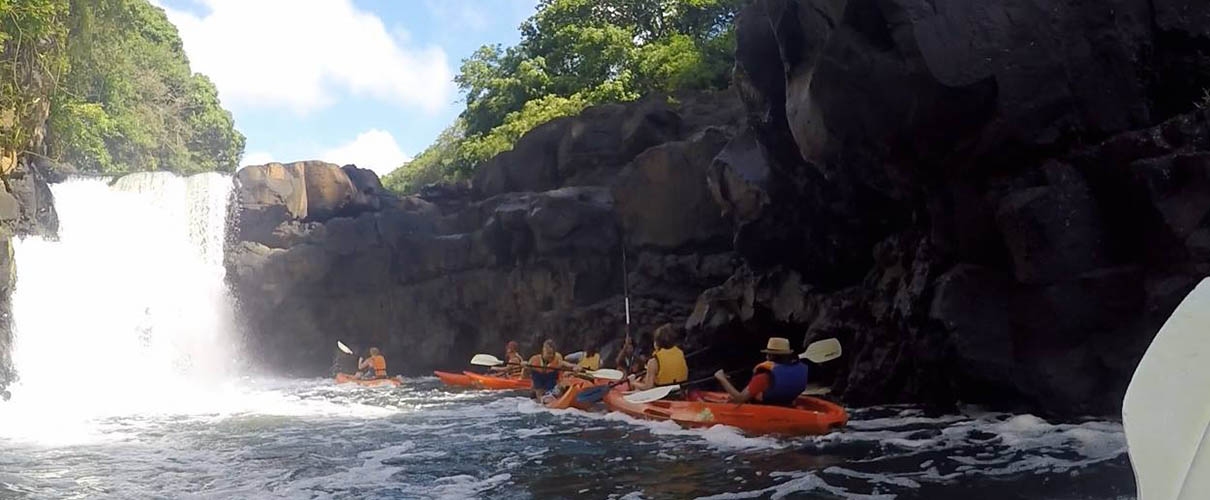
[227,0,1210,416]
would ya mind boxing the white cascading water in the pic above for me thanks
[2,173,242,440]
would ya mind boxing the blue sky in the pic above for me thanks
[157,0,537,176]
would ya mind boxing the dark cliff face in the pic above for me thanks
[226,0,1210,416]
[705,0,1210,416]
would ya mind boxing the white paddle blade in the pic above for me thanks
[470,354,504,367]
[337,341,353,355]
[589,369,624,381]
[623,384,680,404]
[1124,278,1210,500]
[801,338,842,363]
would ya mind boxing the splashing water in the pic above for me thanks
[2,174,243,441]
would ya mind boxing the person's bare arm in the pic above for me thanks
[629,358,659,390]
[714,369,752,404]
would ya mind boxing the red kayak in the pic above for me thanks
[334,373,403,387]
[603,388,847,436]
[464,371,532,390]
[434,370,476,387]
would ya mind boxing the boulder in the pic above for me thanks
[2,158,57,238]
[613,128,732,250]
[301,161,358,221]
[995,163,1109,284]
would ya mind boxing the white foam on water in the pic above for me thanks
[427,473,512,499]
[517,398,788,451]
[808,406,1128,489]
[694,470,896,500]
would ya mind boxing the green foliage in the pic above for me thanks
[44,0,245,174]
[388,0,739,194]
[382,120,467,194]
[0,0,70,161]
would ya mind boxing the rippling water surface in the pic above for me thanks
[0,377,1136,499]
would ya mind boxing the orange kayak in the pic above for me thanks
[334,373,403,387]
[603,388,847,436]
[464,371,532,390]
[544,376,603,410]
[434,370,475,387]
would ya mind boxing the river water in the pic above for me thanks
[0,377,1136,499]
[0,175,1137,499]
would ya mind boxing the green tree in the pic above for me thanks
[45,0,244,174]
[0,0,70,170]
[389,0,739,194]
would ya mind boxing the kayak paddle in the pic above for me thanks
[337,341,353,355]
[575,345,717,405]
[621,368,747,404]
[621,338,845,404]
[800,338,841,363]
[469,354,624,381]
[1124,277,1210,500]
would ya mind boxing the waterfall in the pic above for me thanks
[5,172,241,417]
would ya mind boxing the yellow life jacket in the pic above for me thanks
[370,355,387,377]
[578,353,600,371]
[653,347,688,385]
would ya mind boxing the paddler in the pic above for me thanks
[627,324,688,391]
[577,346,601,371]
[357,347,388,380]
[523,339,577,401]
[490,340,525,379]
[713,337,808,406]
[614,335,636,374]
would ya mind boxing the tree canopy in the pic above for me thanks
[383,0,738,194]
[1,0,245,176]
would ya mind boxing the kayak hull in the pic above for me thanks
[335,373,403,387]
[545,377,601,410]
[464,371,532,390]
[434,370,475,388]
[603,388,847,436]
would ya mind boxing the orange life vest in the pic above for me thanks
[370,355,386,377]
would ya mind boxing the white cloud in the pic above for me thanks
[160,0,454,115]
[242,151,274,166]
[321,129,410,177]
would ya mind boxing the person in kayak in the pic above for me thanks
[628,324,688,391]
[490,340,525,379]
[713,337,808,406]
[577,346,601,371]
[615,335,636,374]
[524,339,576,401]
[357,347,388,379]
